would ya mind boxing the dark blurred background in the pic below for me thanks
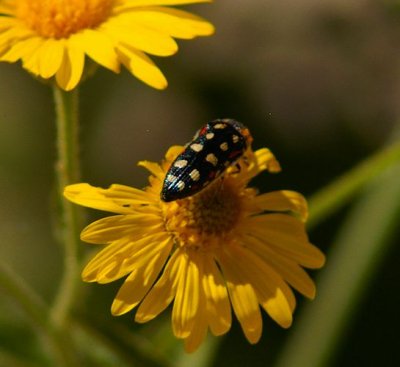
[1,0,400,366]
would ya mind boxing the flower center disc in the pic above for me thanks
[164,179,243,249]
[16,0,115,38]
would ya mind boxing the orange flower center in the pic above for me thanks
[16,0,115,39]
[163,178,247,250]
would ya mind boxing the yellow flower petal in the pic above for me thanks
[202,253,231,336]
[117,0,212,8]
[82,237,131,282]
[116,45,167,89]
[242,234,317,299]
[238,148,281,183]
[21,44,44,75]
[245,214,326,269]
[95,258,135,285]
[137,160,165,180]
[183,304,207,353]
[72,30,120,72]
[172,249,200,338]
[120,7,215,40]
[229,244,294,328]
[164,145,185,162]
[255,190,308,222]
[104,17,178,56]
[55,39,84,91]
[111,237,172,315]
[180,253,210,352]
[64,183,156,214]
[0,17,23,35]
[82,233,170,282]
[81,214,164,244]
[1,36,41,63]
[38,38,64,78]
[135,249,181,323]
[254,148,281,173]
[218,248,263,344]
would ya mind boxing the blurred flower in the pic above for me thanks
[64,145,325,352]
[0,0,214,90]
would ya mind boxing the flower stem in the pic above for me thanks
[0,259,48,332]
[50,86,82,328]
[0,260,78,367]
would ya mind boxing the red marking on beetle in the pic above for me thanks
[199,126,208,135]
[228,150,242,159]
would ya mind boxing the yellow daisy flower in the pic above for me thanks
[0,0,214,90]
[64,145,325,353]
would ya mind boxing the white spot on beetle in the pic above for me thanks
[206,153,218,166]
[189,169,200,181]
[176,180,185,191]
[206,132,214,140]
[190,143,203,152]
[174,159,188,168]
[232,134,239,143]
[214,123,227,129]
[166,174,177,182]
[220,142,228,151]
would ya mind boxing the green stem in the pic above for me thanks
[307,139,400,228]
[0,260,78,367]
[0,259,48,332]
[50,86,82,328]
